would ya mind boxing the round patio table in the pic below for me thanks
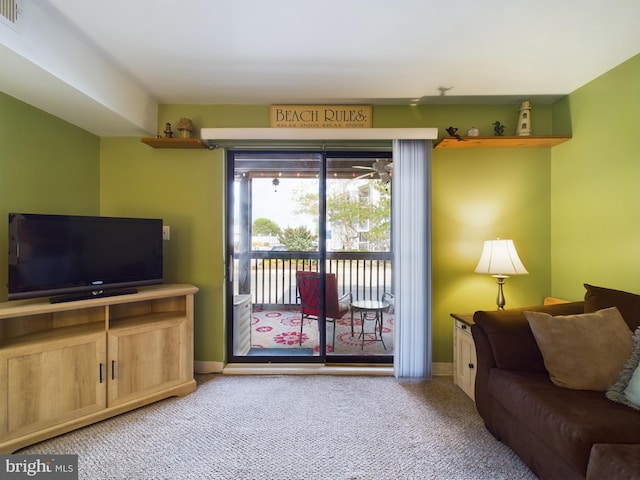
[350,300,389,350]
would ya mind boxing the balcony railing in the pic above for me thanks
[234,251,392,306]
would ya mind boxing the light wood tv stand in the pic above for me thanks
[0,283,198,453]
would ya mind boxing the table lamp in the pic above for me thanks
[475,238,528,309]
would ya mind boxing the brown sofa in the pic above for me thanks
[471,285,640,480]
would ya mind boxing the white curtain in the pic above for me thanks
[392,140,432,379]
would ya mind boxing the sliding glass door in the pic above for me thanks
[226,150,394,364]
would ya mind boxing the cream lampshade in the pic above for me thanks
[475,238,528,309]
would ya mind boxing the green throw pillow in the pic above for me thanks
[607,327,640,410]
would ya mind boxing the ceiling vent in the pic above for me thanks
[0,0,21,31]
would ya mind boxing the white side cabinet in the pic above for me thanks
[451,313,477,401]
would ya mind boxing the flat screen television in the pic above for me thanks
[8,213,163,303]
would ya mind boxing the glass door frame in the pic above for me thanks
[225,148,394,365]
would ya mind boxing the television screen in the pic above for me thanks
[8,213,163,302]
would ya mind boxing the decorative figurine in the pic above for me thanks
[163,122,174,138]
[177,118,194,139]
[446,126,462,141]
[516,101,532,136]
[493,121,505,136]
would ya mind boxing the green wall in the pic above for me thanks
[0,92,100,300]
[99,102,556,364]
[431,147,552,360]
[551,54,640,300]
[99,138,226,361]
[4,53,638,366]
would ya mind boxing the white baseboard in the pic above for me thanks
[194,360,225,374]
[195,360,454,377]
[222,363,395,376]
[432,362,453,376]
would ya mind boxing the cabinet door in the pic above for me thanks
[0,333,106,441]
[455,324,477,400]
[107,317,189,407]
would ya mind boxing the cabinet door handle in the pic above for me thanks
[461,324,467,330]
[99,363,103,383]
[111,360,116,380]
[468,363,475,369]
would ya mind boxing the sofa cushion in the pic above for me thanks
[607,327,640,410]
[587,444,640,480]
[584,284,640,330]
[473,302,585,373]
[525,307,633,390]
[488,369,640,476]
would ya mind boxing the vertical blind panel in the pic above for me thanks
[0,0,19,25]
[392,140,432,379]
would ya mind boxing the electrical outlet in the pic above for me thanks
[162,226,170,241]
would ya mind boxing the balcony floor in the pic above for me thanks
[248,306,394,356]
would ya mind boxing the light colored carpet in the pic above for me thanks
[18,375,536,480]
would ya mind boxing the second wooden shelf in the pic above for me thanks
[435,135,571,149]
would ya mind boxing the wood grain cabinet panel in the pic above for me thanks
[0,331,106,441]
[0,284,198,453]
[108,317,188,406]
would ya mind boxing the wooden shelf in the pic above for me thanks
[109,312,184,331]
[0,322,104,349]
[141,137,207,149]
[434,135,571,149]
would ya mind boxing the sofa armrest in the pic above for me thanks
[471,301,585,434]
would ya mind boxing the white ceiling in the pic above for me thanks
[1,0,639,136]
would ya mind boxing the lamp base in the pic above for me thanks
[494,275,508,310]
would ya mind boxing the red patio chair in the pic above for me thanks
[296,271,352,350]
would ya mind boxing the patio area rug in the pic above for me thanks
[250,305,394,355]
[246,347,314,356]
